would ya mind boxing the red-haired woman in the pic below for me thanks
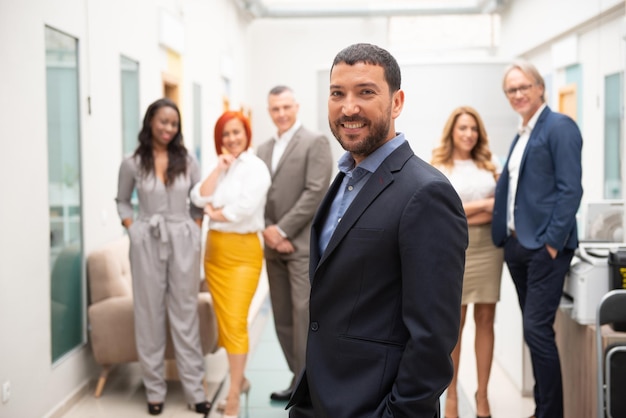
[431,106,503,418]
[191,111,271,418]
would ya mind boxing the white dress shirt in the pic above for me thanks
[190,150,271,234]
[271,120,302,173]
[507,103,547,233]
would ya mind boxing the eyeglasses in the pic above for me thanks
[504,84,534,98]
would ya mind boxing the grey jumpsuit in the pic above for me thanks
[116,154,206,404]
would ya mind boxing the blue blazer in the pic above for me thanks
[288,141,468,417]
[492,106,583,251]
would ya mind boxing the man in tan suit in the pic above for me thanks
[257,85,333,401]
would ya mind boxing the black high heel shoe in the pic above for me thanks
[190,400,212,416]
[147,402,164,415]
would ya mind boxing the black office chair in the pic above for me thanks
[595,289,626,418]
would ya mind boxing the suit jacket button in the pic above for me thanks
[310,322,319,331]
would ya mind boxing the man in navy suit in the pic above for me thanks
[492,60,583,418]
[287,43,468,418]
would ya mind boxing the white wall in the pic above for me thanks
[499,0,624,59]
[244,18,517,164]
[0,2,95,417]
[245,17,388,152]
[0,1,248,417]
[182,0,252,171]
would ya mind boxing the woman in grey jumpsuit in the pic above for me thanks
[116,98,210,416]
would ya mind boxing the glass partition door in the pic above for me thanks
[45,26,84,363]
[121,55,140,156]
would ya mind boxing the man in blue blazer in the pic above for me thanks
[287,43,468,418]
[492,60,583,418]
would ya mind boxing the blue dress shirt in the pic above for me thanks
[318,133,406,254]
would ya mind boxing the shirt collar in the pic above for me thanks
[236,149,254,161]
[273,120,302,143]
[337,133,406,174]
[517,103,547,135]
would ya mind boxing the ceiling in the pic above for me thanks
[233,0,511,18]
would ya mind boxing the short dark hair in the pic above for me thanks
[331,43,401,92]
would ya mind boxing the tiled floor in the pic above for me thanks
[59,298,534,418]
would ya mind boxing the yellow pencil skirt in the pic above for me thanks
[204,230,263,354]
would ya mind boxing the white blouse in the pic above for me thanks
[437,158,501,204]
[190,150,271,234]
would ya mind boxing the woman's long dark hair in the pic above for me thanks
[134,98,188,185]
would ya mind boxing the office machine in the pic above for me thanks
[562,201,625,325]
[564,246,610,324]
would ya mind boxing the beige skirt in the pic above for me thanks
[462,223,504,305]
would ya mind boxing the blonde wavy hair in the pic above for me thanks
[430,106,497,178]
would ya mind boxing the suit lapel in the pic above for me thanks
[318,170,393,266]
[501,133,519,180]
[258,140,274,172]
[310,172,345,268]
[519,106,551,175]
[313,142,412,272]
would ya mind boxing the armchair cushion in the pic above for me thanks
[87,237,132,305]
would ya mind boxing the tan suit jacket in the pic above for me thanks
[257,126,333,259]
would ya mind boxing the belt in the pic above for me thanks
[139,214,191,261]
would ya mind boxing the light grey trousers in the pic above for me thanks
[128,216,206,404]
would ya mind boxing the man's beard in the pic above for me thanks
[329,110,391,159]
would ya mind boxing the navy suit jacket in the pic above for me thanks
[492,106,583,251]
[288,141,468,418]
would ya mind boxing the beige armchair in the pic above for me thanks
[87,236,218,397]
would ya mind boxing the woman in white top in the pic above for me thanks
[190,111,271,418]
[431,106,503,418]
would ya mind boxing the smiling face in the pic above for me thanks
[451,113,478,160]
[328,62,404,164]
[150,105,180,149]
[268,90,299,136]
[503,67,544,125]
[220,118,248,157]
